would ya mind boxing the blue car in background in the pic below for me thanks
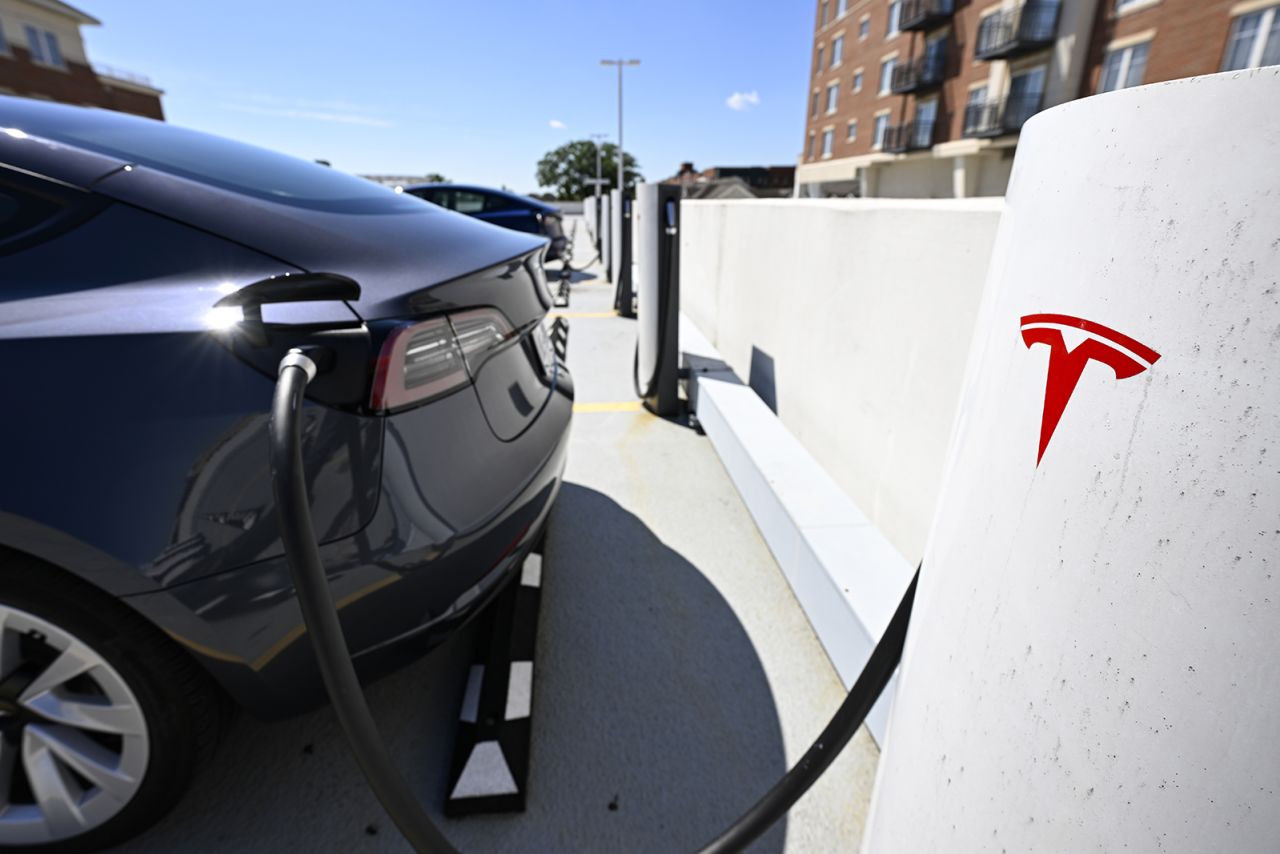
[405,183,569,262]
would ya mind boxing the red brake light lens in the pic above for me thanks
[370,317,468,413]
[369,308,520,414]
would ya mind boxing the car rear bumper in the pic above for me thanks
[123,364,573,719]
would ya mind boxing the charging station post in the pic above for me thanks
[633,182,681,416]
[610,188,635,318]
[583,195,597,251]
[862,71,1279,853]
[599,192,612,283]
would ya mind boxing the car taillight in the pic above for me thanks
[449,308,515,374]
[370,317,467,413]
[370,309,519,414]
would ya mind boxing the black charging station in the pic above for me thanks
[612,191,635,319]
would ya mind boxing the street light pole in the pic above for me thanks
[600,59,640,195]
[589,132,608,202]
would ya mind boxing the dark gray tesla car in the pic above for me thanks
[0,97,572,851]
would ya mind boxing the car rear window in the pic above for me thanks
[4,100,423,214]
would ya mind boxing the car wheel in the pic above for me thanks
[0,558,222,852]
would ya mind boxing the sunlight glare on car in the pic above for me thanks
[203,306,243,330]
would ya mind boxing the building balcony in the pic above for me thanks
[900,0,955,32]
[890,53,946,94]
[974,2,1060,61]
[882,119,936,153]
[962,94,1043,138]
[92,62,163,94]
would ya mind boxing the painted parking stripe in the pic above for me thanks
[572,401,644,413]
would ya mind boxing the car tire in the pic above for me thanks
[0,554,223,852]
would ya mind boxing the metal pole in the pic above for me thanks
[600,59,639,195]
[617,59,624,196]
[589,132,607,201]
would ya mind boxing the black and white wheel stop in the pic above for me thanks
[445,553,543,815]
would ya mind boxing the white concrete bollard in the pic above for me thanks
[583,195,597,244]
[863,69,1280,853]
[609,188,622,283]
[599,192,611,281]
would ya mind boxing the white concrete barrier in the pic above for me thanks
[863,69,1280,853]
[681,197,1003,562]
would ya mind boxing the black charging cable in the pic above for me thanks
[270,349,459,854]
[270,347,919,854]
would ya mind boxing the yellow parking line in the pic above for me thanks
[549,311,617,319]
[573,401,644,413]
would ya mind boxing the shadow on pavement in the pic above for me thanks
[441,483,788,853]
[124,483,787,853]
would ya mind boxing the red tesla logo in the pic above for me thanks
[1020,314,1160,465]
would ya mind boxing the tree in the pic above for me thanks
[423,172,449,183]
[536,140,643,200]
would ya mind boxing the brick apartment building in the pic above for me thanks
[796,0,1279,198]
[0,0,163,120]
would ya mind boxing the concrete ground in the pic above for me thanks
[124,217,880,853]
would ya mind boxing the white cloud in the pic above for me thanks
[548,119,567,129]
[726,91,761,111]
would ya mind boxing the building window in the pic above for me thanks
[859,17,870,39]
[853,70,864,92]
[963,85,990,134]
[1222,5,1280,71]
[821,129,834,158]
[887,1,902,37]
[23,26,64,68]
[811,91,820,118]
[838,0,849,17]
[1098,41,1150,92]
[873,114,890,148]
[807,132,816,159]
[1006,65,1048,131]
[822,1,830,27]
[832,35,844,67]
[913,99,938,147]
[879,57,897,94]
[846,119,858,141]
[816,45,825,73]
[826,83,839,113]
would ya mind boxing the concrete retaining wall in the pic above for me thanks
[680,198,1003,562]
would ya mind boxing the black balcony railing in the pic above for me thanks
[974,1,1060,60]
[890,52,947,93]
[962,94,1044,137]
[900,0,955,31]
[882,119,937,153]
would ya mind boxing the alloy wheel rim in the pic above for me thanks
[0,604,149,844]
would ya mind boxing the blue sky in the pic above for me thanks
[83,0,814,193]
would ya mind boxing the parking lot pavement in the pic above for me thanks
[124,217,880,853]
